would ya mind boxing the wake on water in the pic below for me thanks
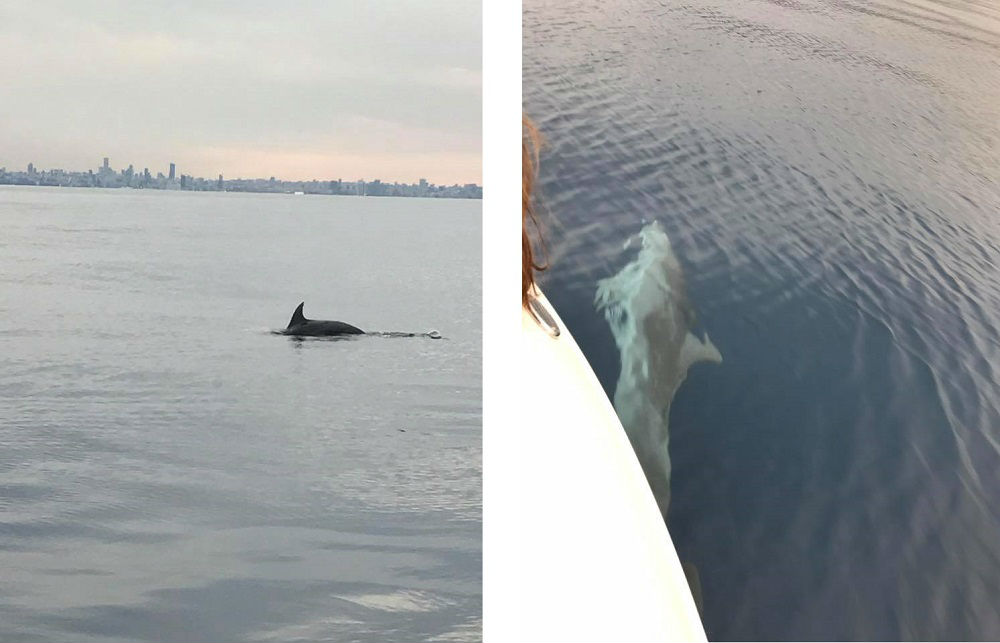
[374,330,443,339]
[595,221,721,518]
[267,329,443,340]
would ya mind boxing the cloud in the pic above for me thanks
[0,0,481,184]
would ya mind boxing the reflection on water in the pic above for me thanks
[525,0,1000,639]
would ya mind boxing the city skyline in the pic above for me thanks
[1,143,480,188]
[0,2,481,185]
[2,155,482,189]
[1,155,481,199]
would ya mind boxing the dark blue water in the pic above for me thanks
[524,0,1000,639]
[0,187,481,642]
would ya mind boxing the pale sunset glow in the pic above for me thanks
[0,1,481,185]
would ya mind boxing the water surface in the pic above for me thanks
[524,0,1000,639]
[0,187,481,642]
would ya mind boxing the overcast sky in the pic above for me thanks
[0,1,481,184]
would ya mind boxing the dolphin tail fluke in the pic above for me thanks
[288,302,306,328]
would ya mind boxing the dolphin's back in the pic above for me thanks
[283,302,364,336]
[290,320,365,336]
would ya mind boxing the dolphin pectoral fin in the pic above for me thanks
[679,330,723,372]
[288,302,307,328]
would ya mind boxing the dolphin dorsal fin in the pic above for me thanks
[288,302,307,328]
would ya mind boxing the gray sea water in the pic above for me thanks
[0,186,481,642]
[524,0,1000,639]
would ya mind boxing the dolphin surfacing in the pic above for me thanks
[282,302,364,337]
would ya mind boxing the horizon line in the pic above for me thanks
[0,158,482,188]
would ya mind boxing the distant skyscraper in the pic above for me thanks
[218,174,224,190]
[169,163,176,180]
[27,163,34,174]
[103,157,109,170]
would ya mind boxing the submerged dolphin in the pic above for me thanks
[595,221,721,518]
[282,302,364,337]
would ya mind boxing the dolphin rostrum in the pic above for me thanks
[282,302,364,337]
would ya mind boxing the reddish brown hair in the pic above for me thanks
[523,117,546,309]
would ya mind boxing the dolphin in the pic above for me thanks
[282,302,364,337]
[595,221,721,518]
